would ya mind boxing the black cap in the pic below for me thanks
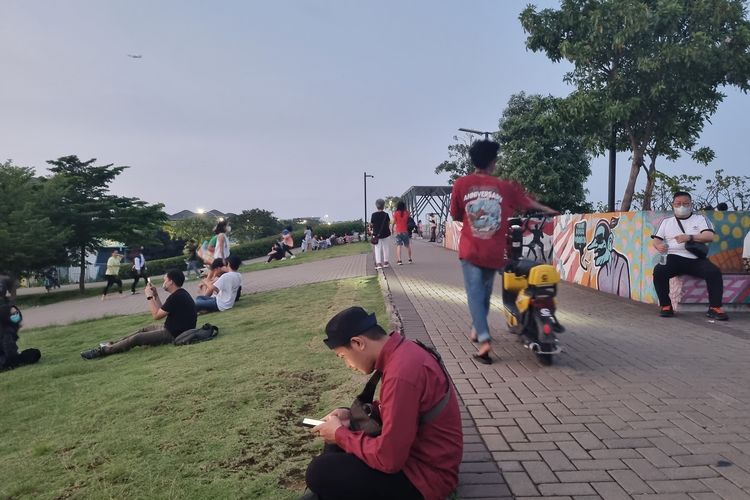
[324,306,378,349]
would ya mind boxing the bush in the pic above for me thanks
[311,220,364,237]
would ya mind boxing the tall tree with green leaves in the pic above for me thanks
[0,160,70,284]
[521,0,750,211]
[496,93,592,212]
[231,208,282,241]
[434,133,474,184]
[165,215,217,244]
[46,156,167,291]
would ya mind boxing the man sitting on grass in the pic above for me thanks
[81,270,197,359]
[302,306,463,500]
[195,255,242,314]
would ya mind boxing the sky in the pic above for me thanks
[2,1,749,221]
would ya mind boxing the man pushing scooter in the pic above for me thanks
[449,139,556,364]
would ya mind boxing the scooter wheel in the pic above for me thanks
[537,353,553,366]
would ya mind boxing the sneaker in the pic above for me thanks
[383,262,390,268]
[706,307,729,321]
[81,346,104,360]
[408,258,413,264]
[659,305,674,317]
[397,261,403,266]
[375,265,382,270]
[290,255,296,259]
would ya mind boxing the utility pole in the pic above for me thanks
[363,172,374,241]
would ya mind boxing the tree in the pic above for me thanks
[434,133,475,184]
[0,161,70,284]
[231,209,282,241]
[631,168,750,211]
[46,156,167,291]
[521,0,750,211]
[496,93,592,212]
[384,196,401,212]
[165,216,216,243]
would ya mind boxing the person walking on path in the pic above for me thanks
[130,247,147,294]
[370,199,391,270]
[102,250,124,300]
[184,239,201,279]
[449,139,554,364]
[428,214,437,242]
[391,201,413,265]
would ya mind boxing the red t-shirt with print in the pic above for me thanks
[449,172,533,269]
[392,210,410,234]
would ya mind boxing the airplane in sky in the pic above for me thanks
[127,54,142,59]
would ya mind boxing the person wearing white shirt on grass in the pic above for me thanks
[194,255,242,313]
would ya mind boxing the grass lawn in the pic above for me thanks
[238,241,371,273]
[1,276,385,500]
[14,242,372,309]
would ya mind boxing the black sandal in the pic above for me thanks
[472,352,492,365]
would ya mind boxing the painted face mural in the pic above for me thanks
[587,223,612,267]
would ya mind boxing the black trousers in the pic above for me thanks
[131,269,147,292]
[653,254,724,308]
[1,348,41,371]
[103,275,122,295]
[305,444,423,500]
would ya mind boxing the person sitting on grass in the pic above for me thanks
[198,258,225,295]
[195,255,242,314]
[1,278,41,371]
[81,270,197,360]
[302,306,463,500]
[266,242,286,263]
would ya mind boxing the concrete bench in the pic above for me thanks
[669,273,750,309]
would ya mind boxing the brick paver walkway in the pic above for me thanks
[22,253,370,329]
[384,239,750,500]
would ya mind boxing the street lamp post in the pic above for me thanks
[363,172,374,241]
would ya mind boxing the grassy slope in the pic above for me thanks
[0,276,384,500]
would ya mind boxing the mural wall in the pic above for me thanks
[444,216,555,261]
[553,211,750,305]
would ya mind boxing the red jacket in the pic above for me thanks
[450,172,533,269]
[335,333,463,500]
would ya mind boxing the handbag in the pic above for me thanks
[370,214,388,246]
[348,336,453,437]
[675,218,709,259]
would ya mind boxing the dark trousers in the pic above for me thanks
[103,275,122,295]
[104,325,174,355]
[305,444,423,500]
[653,254,724,308]
[1,348,41,370]
[131,269,146,292]
[429,227,436,242]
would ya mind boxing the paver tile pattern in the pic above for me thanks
[387,239,750,499]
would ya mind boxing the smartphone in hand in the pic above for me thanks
[300,418,324,428]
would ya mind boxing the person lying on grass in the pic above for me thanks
[81,270,197,360]
[301,306,463,500]
[195,255,242,314]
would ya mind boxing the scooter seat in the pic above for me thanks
[506,259,539,278]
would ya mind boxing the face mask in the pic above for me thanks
[674,206,692,218]
[10,313,21,324]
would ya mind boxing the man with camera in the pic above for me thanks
[81,269,197,359]
[302,306,462,500]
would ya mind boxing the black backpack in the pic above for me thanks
[173,323,219,346]
[407,216,417,232]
